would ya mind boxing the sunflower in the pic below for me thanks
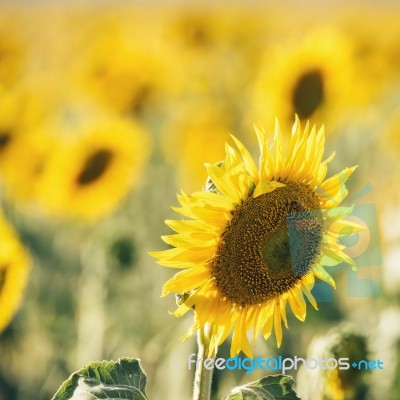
[249,27,362,135]
[0,87,21,159]
[161,99,234,192]
[0,82,70,203]
[71,17,163,115]
[37,114,151,221]
[0,213,31,332]
[296,326,368,400]
[161,8,263,103]
[0,129,55,204]
[0,14,26,88]
[150,117,363,357]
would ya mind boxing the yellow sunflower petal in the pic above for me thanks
[171,301,193,318]
[164,219,216,234]
[0,214,31,333]
[316,150,336,185]
[322,242,357,270]
[231,310,253,357]
[251,305,262,345]
[161,231,217,249]
[319,166,358,207]
[230,134,259,184]
[272,118,284,178]
[190,191,235,210]
[312,264,336,288]
[274,302,283,348]
[287,287,306,321]
[254,125,271,181]
[162,267,210,296]
[328,219,366,237]
[261,301,275,340]
[253,180,286,198]
[150,246,215,267]
[279,297,289,328]
[214,300,234,346]
[205,163,242,203]
[302,284,318,310]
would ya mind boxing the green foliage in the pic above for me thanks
[223,375,300,400]
[51,357,148,400]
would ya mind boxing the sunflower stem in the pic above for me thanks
[193,324,216,400]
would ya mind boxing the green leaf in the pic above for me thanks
[51,357,148,400]
[223,375,300,400]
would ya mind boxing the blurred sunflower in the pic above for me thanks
[161,99,234,192]
[250,27,361,134]
[150,117,363,357]
[0,83,67,203]
[0,213,31,333]
[37,114,151,221]
[72,22,163,115]
[0,15,26,88]
[163,9,223,53]
[296,326,369,400]
[161,8,262,102]
[0,87,21,159]
[344,10,400,92]
[0,131,54,204]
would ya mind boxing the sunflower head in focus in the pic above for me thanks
[36,113,151,221]
[150,116,364,357]
[0,213,31,333]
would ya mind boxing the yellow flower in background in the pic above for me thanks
[37,113,151,221]
[151,117,363,357]
[0,129,55,204]
[161,99,234,192]
[160,8,264,103]
[165,10,219,51]
[0,83,68,203]
[72,20,163,115]
[0,15,26,88]
[342,10,400,93]
[296,326,368,400]
[163,6,264,56]
[0,213,31,332]
[249,27,361,134]
[0,87,21,159]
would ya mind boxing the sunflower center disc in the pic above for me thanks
[0,132,11,149]
[211,181,323,306]
[0,268,6,291]
[76,148,114,186]
[292,69,325,119]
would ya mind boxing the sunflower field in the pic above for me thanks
[0,2,400,400]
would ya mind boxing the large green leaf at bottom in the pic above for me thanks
[223,375,300,400]
[51,357,148,400]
